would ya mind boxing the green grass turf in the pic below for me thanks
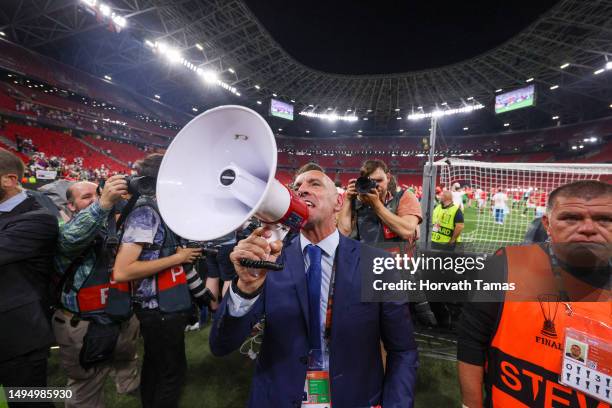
[47,324,460,407]
[460,202,535,253]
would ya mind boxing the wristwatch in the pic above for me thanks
[231,276,263,299]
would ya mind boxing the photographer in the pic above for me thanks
[112,154,202,408]
[338,159,421,244]
[53,176,140,408]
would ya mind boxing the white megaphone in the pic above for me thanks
[156,105,309,262]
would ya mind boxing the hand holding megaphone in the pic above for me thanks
[230,227,283,295]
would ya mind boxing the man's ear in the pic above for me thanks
[334,191,344,212]
[541,213,551,235]
[67,200,76,213]
[1,174,17,189]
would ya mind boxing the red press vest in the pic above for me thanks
[72,215,131,320]
[486,244,611,408]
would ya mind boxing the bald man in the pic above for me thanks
[210,169,418,408]
[431,190,464,250]
[53,175,141,408]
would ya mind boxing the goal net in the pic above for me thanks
[429,158,612,254]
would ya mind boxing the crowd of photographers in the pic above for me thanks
[1,145,610,408]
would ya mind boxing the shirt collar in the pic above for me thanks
[0,190,28,212]
[300,229,340,257]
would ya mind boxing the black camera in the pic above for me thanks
[355,176,377,194]
[98,175,155,196]
[185,241,219,257]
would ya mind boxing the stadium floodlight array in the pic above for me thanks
[299,111,359,122]
[407,104,484,120]
[80,0,127,29]
[430,158,612,254]
[146,41,240,96]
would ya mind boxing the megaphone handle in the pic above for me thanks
[239,258,285,271]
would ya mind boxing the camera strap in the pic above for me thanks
[115,192,141,231]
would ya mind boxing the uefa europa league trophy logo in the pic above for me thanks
[538,294,560,338]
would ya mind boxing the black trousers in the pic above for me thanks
[136,308,189,408]
[0,349,54,408]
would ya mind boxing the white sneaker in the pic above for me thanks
[185,322,200,332]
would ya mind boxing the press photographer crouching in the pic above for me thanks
[112,153,204,408]
[53,175,140,408]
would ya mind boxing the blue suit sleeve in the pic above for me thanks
[381,301,419,408]
[209,287,266,356]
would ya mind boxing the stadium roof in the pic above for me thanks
[1,0,611,135]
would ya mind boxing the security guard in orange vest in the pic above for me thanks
[457,180,612,408]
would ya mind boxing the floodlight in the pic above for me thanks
[99,3,111,16]
[203,70,218,83]
[165,48,182,63]
[113,15,126,28]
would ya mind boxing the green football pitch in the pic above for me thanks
[461,202,536,253]
[46,324,462,407]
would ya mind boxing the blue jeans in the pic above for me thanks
[494,208,505,224]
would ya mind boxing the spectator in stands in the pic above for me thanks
[0,148,58,401]
[112,154,202,408]
[337,159,421,245]
[53,177,140,408]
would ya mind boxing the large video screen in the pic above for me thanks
[495,85,535,114]
[270,98,294,120]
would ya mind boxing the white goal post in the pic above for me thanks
[419,158,612,254]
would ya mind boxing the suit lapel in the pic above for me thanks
[285,236,309,332]
[330,236,359,345]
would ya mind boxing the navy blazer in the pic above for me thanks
[210,233,418,408]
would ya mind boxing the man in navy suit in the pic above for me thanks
[210,169,418,407]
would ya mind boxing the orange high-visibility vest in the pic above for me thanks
[486,244,611,408]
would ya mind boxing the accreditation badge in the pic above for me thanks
[302,370,331,407]
[559,308,611,404]
[432,223,440,232]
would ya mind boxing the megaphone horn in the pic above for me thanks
[157,105,309,268]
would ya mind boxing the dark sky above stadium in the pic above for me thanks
[245,0,559,75]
